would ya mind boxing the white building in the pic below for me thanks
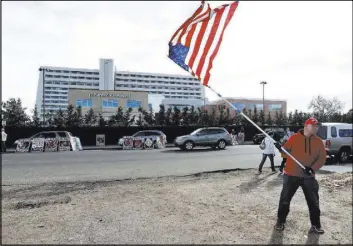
[35,58,206,118]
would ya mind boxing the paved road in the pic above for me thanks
[2,146,352,185]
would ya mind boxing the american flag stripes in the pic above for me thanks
[168,1,239,86]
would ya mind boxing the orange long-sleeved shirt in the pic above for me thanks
[282,129,326,177]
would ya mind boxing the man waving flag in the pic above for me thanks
[168,0,310,176]
[168,1,239,86]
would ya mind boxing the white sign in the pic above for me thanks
[96,134,105,146]
[88,93,131,98]
[2,121,6,126]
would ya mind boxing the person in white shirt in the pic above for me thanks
[1,128,7,153]
[257,131,276,174]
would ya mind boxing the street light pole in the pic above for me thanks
[260,81,267,114]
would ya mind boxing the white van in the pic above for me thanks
[317,123,353,163]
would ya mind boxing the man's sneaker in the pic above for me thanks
[272,170,277,173]
[256,171,262,175]
[274,221,285,231]
[309,226,324,234]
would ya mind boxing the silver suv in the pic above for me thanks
[317,123,352,163]
[174,127,232,150]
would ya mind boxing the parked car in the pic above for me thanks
[14,131,81,152]
[174,127,232,150]
[117,130,167,148]
[252,128,285,144]
[317,123,353,163]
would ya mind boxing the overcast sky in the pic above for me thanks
[2,1,352,114]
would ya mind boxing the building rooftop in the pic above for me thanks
[209,97,287,105]
[39,66,199,79]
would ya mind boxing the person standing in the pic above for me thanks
[256,131,276,174]
[1,128,7,153]
[274,117,326,234]
[279,128,293,173]
[237,129,245,144]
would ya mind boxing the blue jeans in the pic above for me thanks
[258,154,275,172]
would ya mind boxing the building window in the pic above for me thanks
[268,104,282,111]
[248,103,263,110]
[102,99,118,108]
[76,99,92,108]
[126,100,142,108]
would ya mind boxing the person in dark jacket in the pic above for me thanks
[279,128,293,173]
[274,117,326,234]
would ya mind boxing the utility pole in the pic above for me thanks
[260,81,267,114]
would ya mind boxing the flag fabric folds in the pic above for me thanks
[168,1,239,86]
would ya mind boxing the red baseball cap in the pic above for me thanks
[305,117,319,126]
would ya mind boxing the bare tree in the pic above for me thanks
[308,95,344,117]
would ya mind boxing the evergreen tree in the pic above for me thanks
[241,108,249,127]
[266,112,273,126]
[136,113,144,127]
[259,109,265,126]
[172,106,181,126]
[108,106,124,126]
[74,105,83,126]
[197,107,206,125]
[165,107,173,125]
[224,108,231,125]
[292,110,300,125]
[45,110,55,126]
[328,112,342,122]
[157,104,166,126]
[138,106,155,126]
[31,105,41,127]
[288,111,294,125]
[181,106,189,126]
[122,107,135,127]
[84,108,97,126]
[218,104,226,125]
[147,107,155,125]
[209,108,217,126]
[1,98,30,126]
[189,105,198,125]
[53,108,65,127]
[98,114,106,127]
[65,104,76,126]
[252,106,259,124]
[274,111,280,126]
[275,111,286,126]
[346,109,353,123]
[232,112,242,126]
[298,111,305,125]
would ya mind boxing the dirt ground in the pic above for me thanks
[2,170,352,244]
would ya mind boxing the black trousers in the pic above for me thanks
[277,174,321,227]
[258,154,275,172]
[280,158,287,170]
[1,141,6,152]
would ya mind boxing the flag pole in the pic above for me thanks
[205,85,306,170]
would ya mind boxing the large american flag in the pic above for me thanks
[168,1,239,86]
